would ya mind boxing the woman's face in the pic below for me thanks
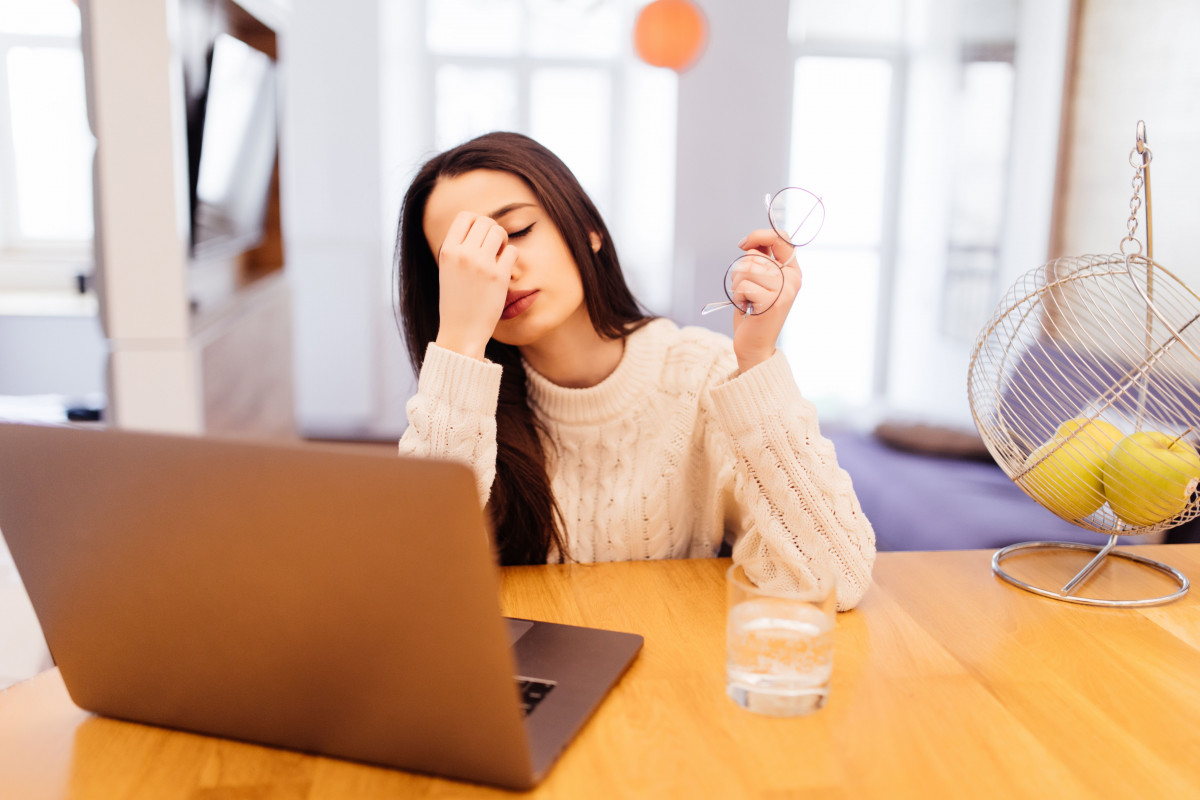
[422,169,591,349]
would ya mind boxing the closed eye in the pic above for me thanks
[507,223,535,239]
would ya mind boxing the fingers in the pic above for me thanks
[737,228,783,253]
[730,284,778,316]
[461,214,508,255]
[729,253,782,285]
[729,251,792,372]
[438,211,477,261]
[496,240,519,273]
[728,253,785,314]
[738,227,796,267]
[480,222,510,259]
[439,212,511,267]
[433,214,517,361]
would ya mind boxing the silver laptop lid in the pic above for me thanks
[0,422,537,788]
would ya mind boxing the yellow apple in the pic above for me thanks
[1103,431,1200,527]
[1055,418,1122,452]
[1020,436,1109,520]
[1019,417,1122,520]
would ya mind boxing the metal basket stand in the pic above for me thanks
[991,534,1189,607]
[983,122,1194,608]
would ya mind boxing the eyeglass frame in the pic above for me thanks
[700,186,825,317]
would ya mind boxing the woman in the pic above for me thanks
[395,132,874,610]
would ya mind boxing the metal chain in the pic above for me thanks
[1120,144,1152,255]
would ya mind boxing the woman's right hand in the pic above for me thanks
[433,211,519,361]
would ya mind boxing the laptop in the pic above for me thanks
[0,422,643,790]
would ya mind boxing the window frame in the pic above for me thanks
[421,0,677,311]
[785,36,909,404]
[0,25,95,294]
[939,45,1017,342]
[425,49,627,217]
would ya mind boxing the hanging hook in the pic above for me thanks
[1139,121,1153,262]
[1129,120,1153,168]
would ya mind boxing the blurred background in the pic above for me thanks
[5,0,1200,689]
[0,0,1198,441]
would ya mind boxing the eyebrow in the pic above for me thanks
[489,202,536,220]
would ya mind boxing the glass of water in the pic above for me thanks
[725,561,836,716]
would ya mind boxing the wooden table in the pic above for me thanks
[2,545,1199,798]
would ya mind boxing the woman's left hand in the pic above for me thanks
[730,228,801,373]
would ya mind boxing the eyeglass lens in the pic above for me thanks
[767,187,825,247]
[700,187,824,316]
[723,253,784,316]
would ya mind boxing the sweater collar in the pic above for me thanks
[522,317,673,425]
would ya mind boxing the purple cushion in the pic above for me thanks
[828,430,1114,552]
[992,337,1200,451]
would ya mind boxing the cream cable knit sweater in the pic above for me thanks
[398,318,875,610]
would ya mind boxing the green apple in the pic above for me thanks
[1103,431,1200,527]
[1021,436,1108,520]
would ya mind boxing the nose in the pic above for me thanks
[505,245,521,281]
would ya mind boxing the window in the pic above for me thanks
[941,53,1015,341]
[424,0,677,311]
[782,1,906,413]
[427,0,622,209]
[781,0,1022,420]
[0,0,94,292]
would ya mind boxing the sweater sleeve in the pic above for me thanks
[397,342,503,507]
[705,349,876,611]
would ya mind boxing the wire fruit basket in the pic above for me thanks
[967,122,1200,607]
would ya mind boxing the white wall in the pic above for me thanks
[672,0,791,332]
[283,0,405,440]
[1058,0,1200,291]
[374,0,428,441]
[0,312,105,397]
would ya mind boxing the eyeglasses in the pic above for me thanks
[701,186,825,316]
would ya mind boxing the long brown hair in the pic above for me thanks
[394,132,652,565]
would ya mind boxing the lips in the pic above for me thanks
[501,290,538,320]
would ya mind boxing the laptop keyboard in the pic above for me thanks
[515,676,557,716]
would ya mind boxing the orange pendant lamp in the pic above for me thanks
[633,0,708,72]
